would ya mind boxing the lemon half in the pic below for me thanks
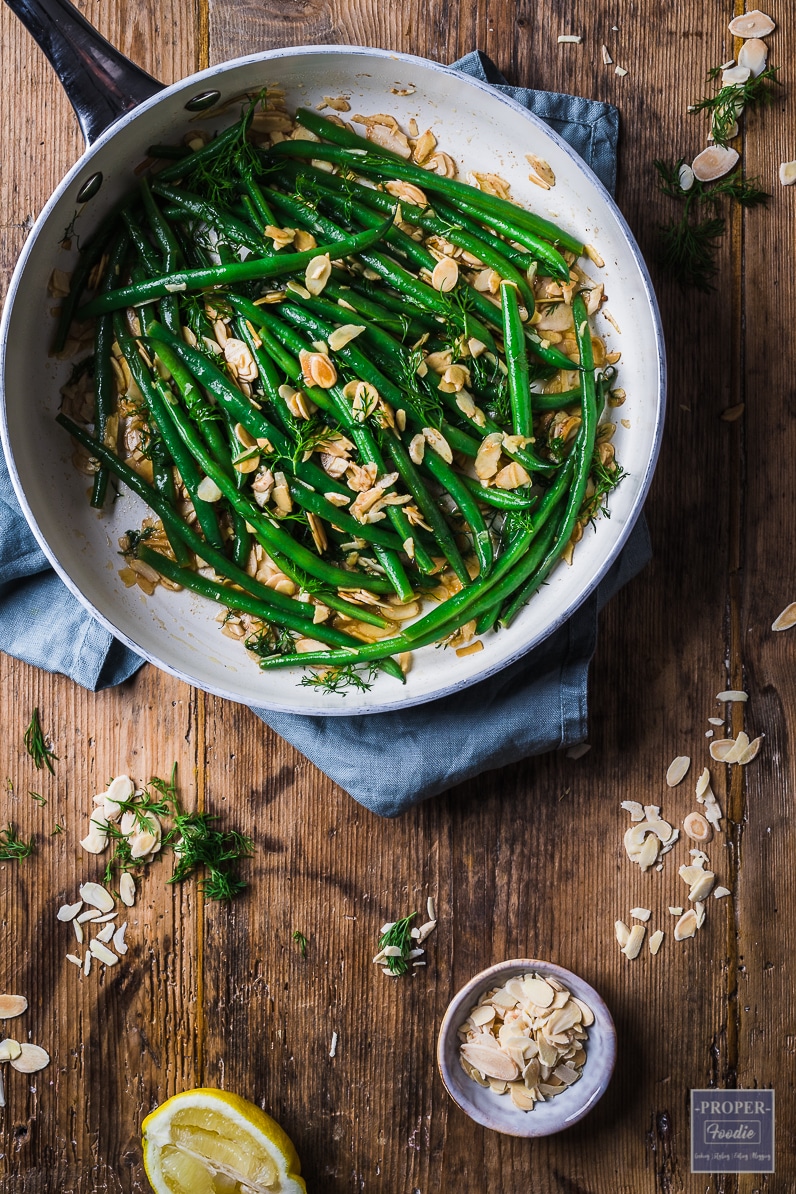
[142,1088,308,1194]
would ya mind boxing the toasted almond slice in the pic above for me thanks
[196,475,223,502]
[0,1039,21,1061]
[728,9,775,37]
[57,900,83,922]
[674,909,698,940]
[666,755,691,786]
[522,977,555,1008]
[10,1044,50,1073]
[717,689,748,702]
[614,919,630,948]
[714,886,731,899]
[772,601,796,630]
[710,738,736,762]
[622,924,646,959]
[692,146,739,182]
[89,940,119,966]
[669,906,683,916]
[630,907,651,922]
[721,64,751,85]
[724,731,751,763]
[571,997,594,1026]
[649,930,664,955]
[328,324,366,351]
[689,871,716,902]
[683,812,713,843]
[738,38,768,76]
[79,882,115,914]
[0,996,28,1020]
[430,257,458,292]
[737,734,764,764]
[621,800,645,821]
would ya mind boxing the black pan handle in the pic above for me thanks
[5,0,164,145]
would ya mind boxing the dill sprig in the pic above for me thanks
[299,662,380,695]
[29,792,46,807]
[169,813,254,901]
[292,930,308,957]
[689,66,781,147]
[0,824,35,861]
[378,914,416,976]
[23,708,58,774]
[583,456,627,524]
[654,158,769,291]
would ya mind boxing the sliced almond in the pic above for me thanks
[56,900,83,922]
[738,37,768,76]
[460,1041,520,1081]
[0,996,28,1020]
[95,923,116,944]
[674,909,698,941]
[196,475,223,503]
[649,930,664,956]
[689,871,716,902]
[622,924,646,959]
[80,811,109,854]
[521,977,555,1008]
[615,919,630,948]
[666,755,691,787]
[683,812,713,843]
[721,64,751,86]
[113,923,129,955]
[430,257,458,293]
[10,1044,50,1073]
[328,324,365,351]
[89,940,119,967]
[65,954,82,968]
[714,886,731,899]
[0,1039,21,1061]
[79,882,115,914]
[571,997,594,1026]
[737,734,764,764]
[119,872,136,908]
[621,800,645,821]
[780,162,796,186]
[772,602,796,630]
[716,689,748,702]
[727,10,775,37]
[76,909,101,924]
[692,146,740,183]
[710,738,736,762]
[630,907,651,922]
[724,731,750,763]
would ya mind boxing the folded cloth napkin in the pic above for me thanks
[0,50,651,816]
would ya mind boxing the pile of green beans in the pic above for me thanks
[55,95,622,688]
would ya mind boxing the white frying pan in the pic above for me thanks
[0,0,666,714]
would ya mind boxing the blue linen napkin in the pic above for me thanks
[0,51,651,815]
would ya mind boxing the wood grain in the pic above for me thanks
[1,0,793,1189]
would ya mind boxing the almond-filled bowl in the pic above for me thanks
[437,959,616,1136]
[1,31,665,715]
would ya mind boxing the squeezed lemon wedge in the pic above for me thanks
[142,1088,307,1194]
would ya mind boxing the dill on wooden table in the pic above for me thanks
[378,914,417,976]
[23,707,58,774]
[689,66,781,147]
[0,823,35,861]
[292,930,308,957]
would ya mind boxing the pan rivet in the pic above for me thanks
[184,90,221,112]
[76,173,103,204]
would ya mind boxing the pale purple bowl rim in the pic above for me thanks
[437,958,617,1137]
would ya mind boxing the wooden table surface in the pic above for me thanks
[1,0,793,1190]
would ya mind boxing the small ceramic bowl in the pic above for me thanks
[437,959,617,1137]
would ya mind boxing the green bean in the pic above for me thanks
[155,116,251,184]
[77,216,395,318]
[501,281,532,438]
[90,231,128,508]
[152,182,267,254]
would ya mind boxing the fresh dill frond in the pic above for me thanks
[292,929,308,957]
[169,812,254,901]
[51,824,63,836]
[0,824,35,861]
[299,663,380,695]
[245,625,297,658]
[23,708,58,774]
[29,791,46,807]
[689,66,781,147]
[583,455,628,524]
[377,914,416,976]
[398,349,444,427]
[120,525,157,556]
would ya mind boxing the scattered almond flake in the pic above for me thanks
[615,920,630,948]
[772,602,796,630]
[614,66,628,77]
[426,896,436,922]
[10,1044,49,1074]
[0,1039,21,1061]
[669,907,683,916]
[73,921,84,945]
[779,161,796,186]
[525,153,555,188]
[380,922,395,934]
[557,34,583,43]
[738,734,764,764]
[95,923,116,944]
[722,64,751,86]
[716,689,748,702]
[196,475,222,502]
[690,848,710,864]
[456,640,484,657]
[721,403,745,422]
[65,953,82,968]
[710,738,736,762]
[78,882,115,913]
[566,743,591,760]
[678,163,695,191]
[630,907,651,922]
[113,923,128,955]
[692,145,739,182]
[382,968,400,977]
[737,37,767,77]
[621,800,645,821]
[622,924,646,959]
[643,805,660,821]
[714,887,731,899]
[119,872,136,908]
[728,9,775,38]
[92,911,117,924]
[708,717,724,726]
[76,908,102,924]
[417,920,436,942]
[89,940,119,967]
[601,45,613,64]
[706,730,714,738]
[724,731,750,763]
[83,951,91,976]
[649,930,664,956]
[694,901,707,929]
[689,871,716,902]
[683,812,713,844]
[372,949,387,964]
[584,244,604,267]
[56,900,83,922]
[659,828,681,857]
[329,1031,338,1058]
[666,755,691,787]
[602,309,622,334]
[674,909,698,941]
